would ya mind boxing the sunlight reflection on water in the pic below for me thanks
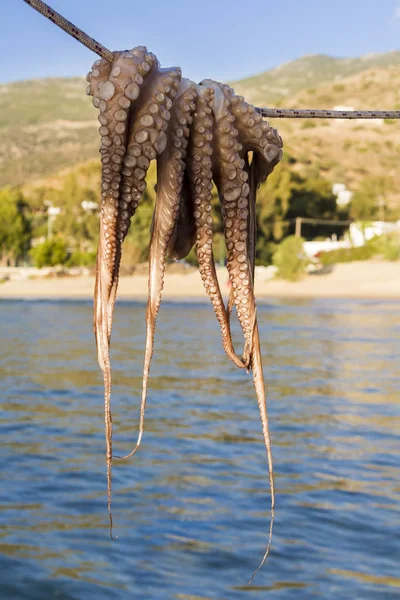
[0,298,399,599]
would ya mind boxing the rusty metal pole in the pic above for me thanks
[295,217,302,238]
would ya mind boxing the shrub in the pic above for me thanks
[301,120,317,129]
[272,236,308,281]
[382,241,400,261]
[0,188,31,265]
[318,237,385,266]
[376,234,400,261]
[66,251,97,267]
[119,239,145,275]
[185,245,198,267]
[30,238,68,268]
[319,245,375,265]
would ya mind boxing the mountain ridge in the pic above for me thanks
[1,51,400,191]
[230,51,400,106]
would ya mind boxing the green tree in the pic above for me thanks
[257,164,292,242]
[30,238,68,268]
[273,235,308,281]
[254,155,343,264]
[0,188,31,266]
[125,190,155,261]
[120,166,157,272]
[286,176,341,238]
[350,176,394,221]
[52,174,100,252]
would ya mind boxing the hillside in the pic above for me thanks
[0,77,96,187]
[231,51,400,106]
[1,51,400,206]
[275,64,400,207]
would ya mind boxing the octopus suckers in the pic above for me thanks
[88,47,283,577]
[125,82,140,100]
[135,130,149,143]
[139,114,154,127]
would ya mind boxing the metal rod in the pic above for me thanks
[256,107,400,119]
[297,218,354,225]
[295,217,302,238]
[22,0,400,120]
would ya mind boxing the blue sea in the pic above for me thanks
[0,299,399,599]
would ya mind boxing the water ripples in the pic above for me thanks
[0,298,399,599]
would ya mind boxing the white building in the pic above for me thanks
[332,183,353,208]
[349,221,400,247]
[303,221,400,258]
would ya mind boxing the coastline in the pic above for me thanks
[0,260,399,301]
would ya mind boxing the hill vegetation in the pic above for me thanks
[1,51,400,268]
[231,51,400,106]
[0,77,96,187]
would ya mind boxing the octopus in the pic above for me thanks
[87,46,283,581]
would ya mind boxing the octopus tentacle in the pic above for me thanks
[223,151,275,578]
[165,89,198,260]
[110,66,183,459]
[119,63,183,228]
[226,90,282,368]
[167,173,196,260]
[248,324,275,584]
[92,48,156,348]
[88,48,283,578]
[104,48,159,339]
[210,84,256,354]
[247,155,257,283]
[188,86,245,369]
[107,61,182,344]
[246,157,275,583]
[239,155,257,368]
[227,90,283,182]
[89,48,156,536]
[89,49,182,531]
[207,81,279,572]
[118,79,197,460]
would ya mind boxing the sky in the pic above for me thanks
[1,0,400,85]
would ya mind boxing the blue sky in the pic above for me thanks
[2,0,400,84]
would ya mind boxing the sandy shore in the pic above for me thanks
[0,261,399,301]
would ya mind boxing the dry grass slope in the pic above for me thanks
[275,65,400,208]
[2,52,400,211]
[0,77,97,187]
[230,51,400,106]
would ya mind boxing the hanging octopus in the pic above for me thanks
[87,46,283,580]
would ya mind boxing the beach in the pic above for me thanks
[0,260,399,300]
